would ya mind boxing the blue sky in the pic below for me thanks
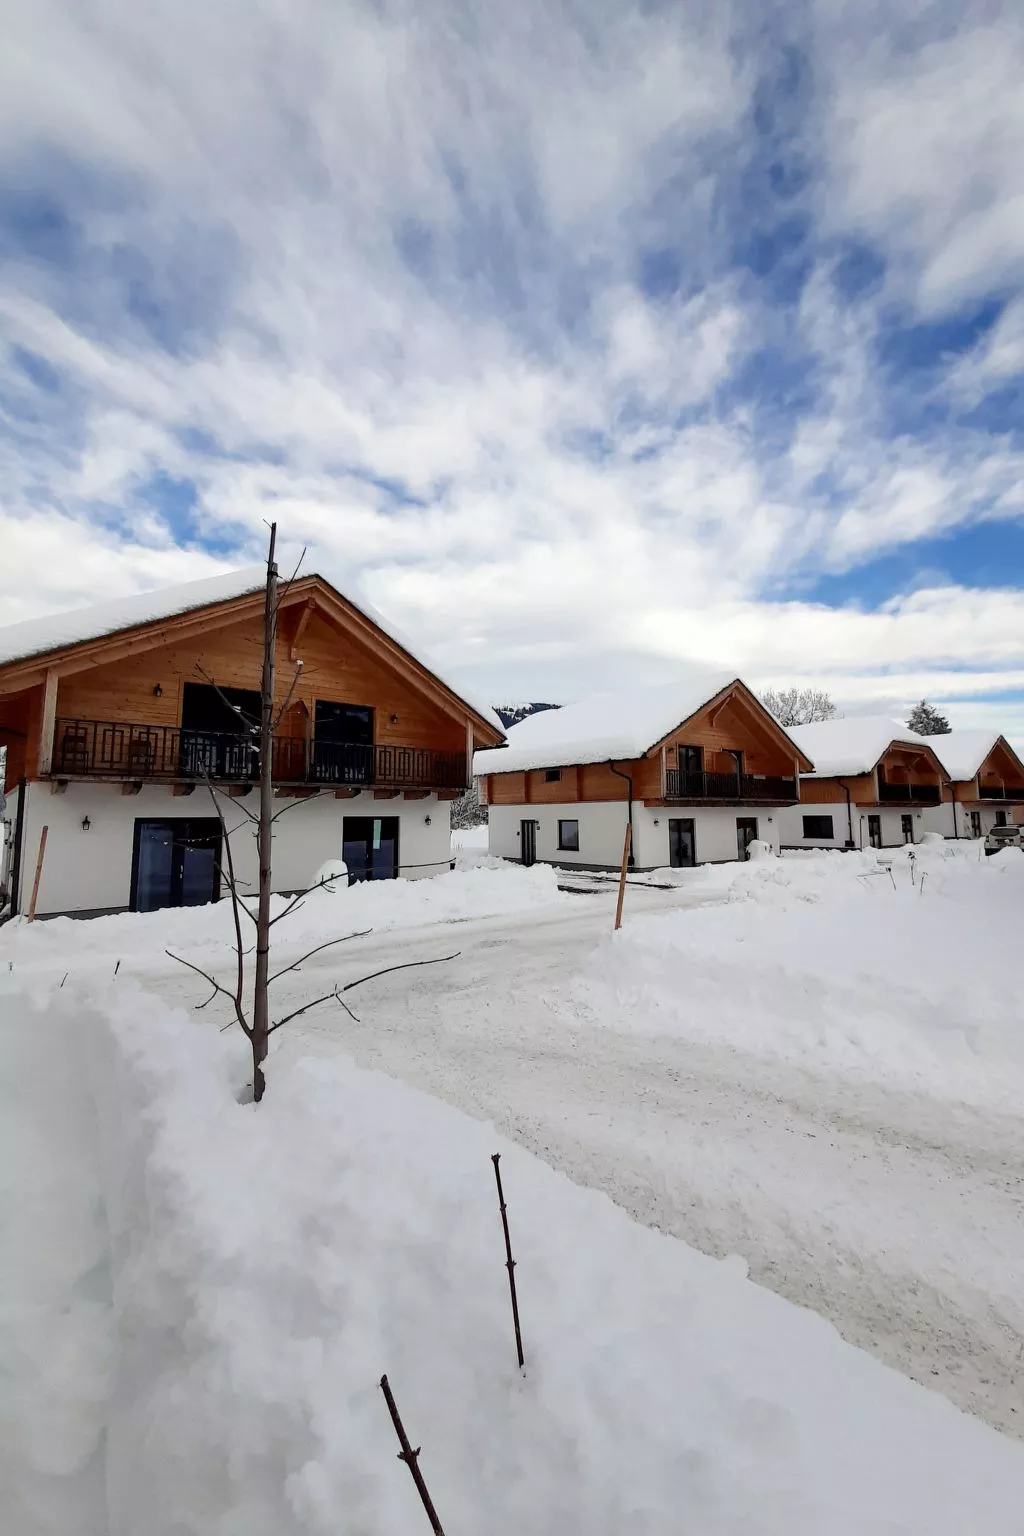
[0,0,1022,737]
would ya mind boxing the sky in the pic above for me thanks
[1,1,1022,738]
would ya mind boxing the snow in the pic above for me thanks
[473,672,743,775]
[575,840,1024,1108]
[0,863,566,981]
[788,715,936,777]
[6,974,1024,1535]
[0,567,504,735]
[926,729,1005,782]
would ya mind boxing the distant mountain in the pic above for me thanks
[494,701,561,730]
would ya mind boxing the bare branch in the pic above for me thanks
[268,983,361,1034]
[271,660,305,731]
[268,929,372,983]
[276,544,307,603]
[267,868,349,926]
[165,950,253,1037]
[194,660,262,733]
[268,791,330,825]
[341,952,461,995]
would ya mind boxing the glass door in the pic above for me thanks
[342,816,399,880]
[131,819,222,911]
[868,815,882,848]
[736,817,758,861]
[669,818,696,867]
[520,820,537,867]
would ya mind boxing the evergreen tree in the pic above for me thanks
[906,699,951,735]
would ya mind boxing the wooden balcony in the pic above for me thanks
[664,769,798,803]
[51,718,467,792]
[978,784,1024,801]
[877,781,942,805]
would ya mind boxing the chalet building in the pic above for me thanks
[0,570,503,918]
[474,676,813,871]
[920,732,1024,840]
[775,718,947,850]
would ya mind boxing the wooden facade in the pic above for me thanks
[482,682,809,807]
[0,577,503,795]
[800,742,946,809]
[953,738,1024,805]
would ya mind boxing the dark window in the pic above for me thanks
[901,814,914,844]
[802,815,834,839]
[867,814,882,849]
[342,816,399,881]
[557,819,580,851]
[970,810,982,838]
[180,682,261,779]
[736,817,758,861]
[678,745,703,775]
[313,700,375,783]
[545,768,562,783]
[995,810,1008,826]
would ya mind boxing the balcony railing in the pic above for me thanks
[51,718,466,792]
[664,769,798,803]
[877,781,942,804]
[978,784,1024,801]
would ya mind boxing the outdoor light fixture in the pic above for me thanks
[389,712,399,724]
[153,683,163,697]
[81,816,91,832]
[424,814,432,826]
[653,818,660,825]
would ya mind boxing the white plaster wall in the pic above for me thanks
[488,800,782,869]
[920,800,1007,840]
[19,783,451,917]
[777,803,853,850]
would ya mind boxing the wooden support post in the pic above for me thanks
[614,822,632,932]
[27,825,48,921]
[289,597,315,662]
[37,668,58,777]
[465,719,474,788]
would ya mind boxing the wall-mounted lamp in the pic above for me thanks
[424,814,432,826]
[81,815,91,832]
[652,818,660,825]
[153,683,163,697]
[389,712,399,725]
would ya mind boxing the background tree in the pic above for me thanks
[760,687,838,726]
[907,699,952,735]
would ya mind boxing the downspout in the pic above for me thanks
[842,782,854,848]
[7,776,27,919]
[607,761,636,868]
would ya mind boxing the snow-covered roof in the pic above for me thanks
[0,568,504,735]
[788,717,940,779]
[474,674,796,776]
[924,731,1005,782]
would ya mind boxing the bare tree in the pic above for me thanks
[167,524,459,1102]
[761,686,839,727]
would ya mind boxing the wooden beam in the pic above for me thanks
[227,785,254,798]
[523,772,532,805]
[373,789,400,800]
[289,598,316,662]
[466,719,474,787]
[403,790,429,800]
[436,790,460,801]
[121,782,143,796]
[37,669,58,777]
[334,787,361,799]
[50,779,68,795]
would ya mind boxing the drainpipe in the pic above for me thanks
[8,776,27,919]
[607,761,636,868]
[842,782,854,848]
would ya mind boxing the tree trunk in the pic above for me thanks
[251,523,278,1101]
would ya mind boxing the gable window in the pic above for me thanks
[545,768,562,783]
[802,815,834,839]
[557,819,580,851]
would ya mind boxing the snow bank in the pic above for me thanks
[579,844,1024,1104]
[6,978,1024,1535]
[0,863,563,979]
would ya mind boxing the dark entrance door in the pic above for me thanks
[342,816,398,881]
[901,814,914,844]
[669,817,696,867]
[736,817,758,861]
[180,682,260,779]
[970,810,983,837]
[867,814,882,848]
[131,819,221,912]
[313,701,375,784]
[520,820,537,867]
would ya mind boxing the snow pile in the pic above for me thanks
[579,846,1024,1104]
[6,979,1024,1535]
[0,862,564,979]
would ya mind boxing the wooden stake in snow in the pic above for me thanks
[614,821,632,932]
[492,1152,525,1370]
[379,1374,446,1535]
[26,824,48,921]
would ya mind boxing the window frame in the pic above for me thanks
[544,768,562,783]
[557,817,580,852]
[802,814,834,840]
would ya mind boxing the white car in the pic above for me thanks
[984,824,1024,855]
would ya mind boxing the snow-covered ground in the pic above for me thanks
[4,842,1024,1531]
[6,977,1024,1535]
